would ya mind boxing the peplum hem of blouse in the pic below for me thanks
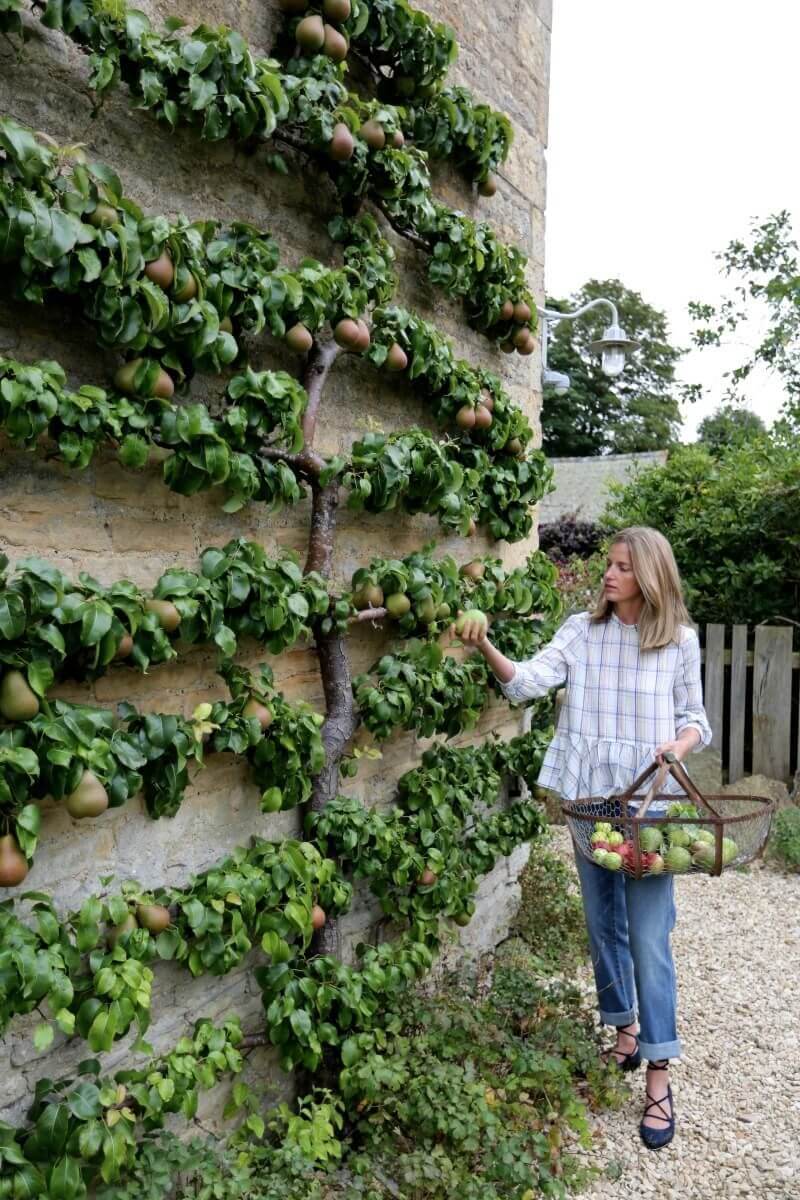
[536,732,693,805]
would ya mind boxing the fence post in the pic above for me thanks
[752,625,794,781]
[704,624,726,766]
[729,625,748,784]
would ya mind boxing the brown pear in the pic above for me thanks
[152,368,174,399]
[355,319,371,350]
[311,903,327,930]
[65,769,109,819]
[391,129,405,149]
[517,332,535,356]
[417,867,437,886]
[460,560,486,581]
[386,343,408,371]
[144,251,174,290]
[173,271,198,303]
[0,835,28,888]
[0,671,40,721]
[296,14,325,51]
[137,903,172,934]
[334,317,362,349]
[285,323,313,353]
[455,405,477,430]
[474,404,492,430]
[108,912,138,947]
[478,173,497,197]
[115,633,134,659]
[329,123,355,162]
[88,203,118,228]
[323,0,351,19]
[500,300,514,321]
[243,697,274,730]
[322,24,348,61]
[359,119,386,151]
[513,300,532,324]
[219,316,234,334]
[480,392,495,412]
[145,598,182,632]
[500,340,516,354]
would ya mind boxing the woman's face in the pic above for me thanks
[603,541,642,604]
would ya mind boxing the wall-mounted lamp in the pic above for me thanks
[537,298,640,394]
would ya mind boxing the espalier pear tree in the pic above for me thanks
[0,0,561,1190]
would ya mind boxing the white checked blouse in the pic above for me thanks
[500,610,713,802]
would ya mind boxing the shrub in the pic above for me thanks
[538,515,608,563]
[766,806,800,872]
[603,437,800,626]
[513,833,588,972]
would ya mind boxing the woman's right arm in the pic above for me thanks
[454,613,586,702]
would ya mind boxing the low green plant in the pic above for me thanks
[95,944,625,1200]
[766,805,800,872]
[513,834,588,972]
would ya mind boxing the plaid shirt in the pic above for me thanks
[500,611,713,801]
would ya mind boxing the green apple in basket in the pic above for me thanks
[721,836,739,865]
[694,828,715,845]
[663,845,692,873]
[665,825,692,848]
[603,851,623,871]
[692,842,716,870]
[639,825,663,853]
[593,848,609,865]
[606,830,624,847]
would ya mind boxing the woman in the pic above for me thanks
[455,526,712,1150]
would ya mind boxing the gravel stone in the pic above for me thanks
[548,827,800,1197]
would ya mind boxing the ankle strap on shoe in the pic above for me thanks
[647,1058,669,1068]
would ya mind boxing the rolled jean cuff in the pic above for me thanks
[638,1037,682,1061]
[599,1006,637,1026]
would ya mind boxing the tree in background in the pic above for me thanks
[690,211,800,427]
[697,402,767,455]
[602,433,800,626]
[542,279,685,456]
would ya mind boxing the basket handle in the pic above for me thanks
[662,754,721,818]
[632,759,671,823]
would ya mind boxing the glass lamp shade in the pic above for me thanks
[601,347,626,377]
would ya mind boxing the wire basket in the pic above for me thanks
[561,752,776,879]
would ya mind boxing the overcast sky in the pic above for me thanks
[545,0,800,440]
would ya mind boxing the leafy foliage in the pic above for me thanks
[542,279,685,455]
[696,402,767,455]
[311,730,551,930]
[514,833,589,972]
[766,806,800,872]
[0,1019,248,1195]
[690,211,800,425]
[14,0,536,340]
[538,515,608,563]
[603,435,800,625]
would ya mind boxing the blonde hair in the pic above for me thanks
[590,526,692,651]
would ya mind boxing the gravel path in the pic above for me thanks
[548,827,800,1198]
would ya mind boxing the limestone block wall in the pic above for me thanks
[0,0,552,1128]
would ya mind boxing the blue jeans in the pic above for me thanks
[573,842,682,1061]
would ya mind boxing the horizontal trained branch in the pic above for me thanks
[14,0,536,342]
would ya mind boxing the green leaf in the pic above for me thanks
[34,1023,54,1052]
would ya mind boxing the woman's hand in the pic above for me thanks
[655,728,701,764]
[450,609,488,647]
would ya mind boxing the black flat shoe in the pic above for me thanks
[601,1030,641,1072]
[639,1061,675,1150]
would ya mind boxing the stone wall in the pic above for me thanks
[0,0,552,1127]
[539,449,669,524]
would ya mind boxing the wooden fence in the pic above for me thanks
[701,624,799,784]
